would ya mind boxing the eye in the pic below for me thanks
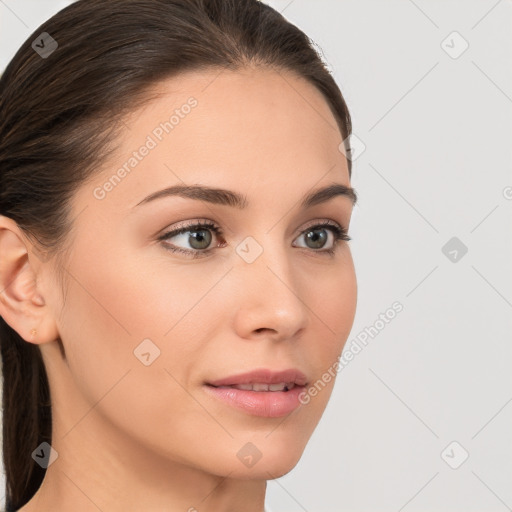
[158,220,225,258]
[292,221,351,255]
[157,219,351,258]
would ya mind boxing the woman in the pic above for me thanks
[0,0,358,510]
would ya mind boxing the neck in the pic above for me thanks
[19,397,267,512]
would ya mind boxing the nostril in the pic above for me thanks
[254,327,276,334]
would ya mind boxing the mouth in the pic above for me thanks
[205,368,308,388]
[207,382,299,392]
[203,368,308,418]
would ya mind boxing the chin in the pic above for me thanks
[211,436,308,480]
[224,457,303,481]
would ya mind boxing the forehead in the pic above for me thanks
[78,67,350,213]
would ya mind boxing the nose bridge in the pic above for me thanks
[232,234,308,337]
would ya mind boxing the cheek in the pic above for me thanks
[305,250,357,359]
[283,251,356,419]
[57,242,220,403]
[54,251,216,455]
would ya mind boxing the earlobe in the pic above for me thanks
[0,215,58,344]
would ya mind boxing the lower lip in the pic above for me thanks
[203,384,306,418]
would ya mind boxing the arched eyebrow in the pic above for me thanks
[133,182,357,209]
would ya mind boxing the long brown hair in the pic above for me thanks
[0,0,352,509]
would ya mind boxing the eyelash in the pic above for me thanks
[157,219,351,259]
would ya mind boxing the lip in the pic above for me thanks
[206,368,308,387]
[203,383,307,418]
[204,368,308,418]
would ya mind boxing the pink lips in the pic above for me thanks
[207,368,308,387]
[204,368,308,418]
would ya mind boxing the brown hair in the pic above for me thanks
[0,0,352,509]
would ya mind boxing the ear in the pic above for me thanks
[0,215,59,344]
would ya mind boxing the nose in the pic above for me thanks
[231,242,309,342]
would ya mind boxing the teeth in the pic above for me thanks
[226,382,296,392]
[252,383,269,391]
[269,383,286,391]
[234,384,254,391]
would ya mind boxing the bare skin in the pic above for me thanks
[0,67,357,512]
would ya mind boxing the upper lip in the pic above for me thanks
[206,368,308,387]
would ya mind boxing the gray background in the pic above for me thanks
[1,1,511,511]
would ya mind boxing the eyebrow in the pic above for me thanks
[134,182,357,209]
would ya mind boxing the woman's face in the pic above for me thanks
[40,67,357,479]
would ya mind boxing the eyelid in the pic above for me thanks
[157,219,222,238]
[158,218,347,239]
[297,218,345,234]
